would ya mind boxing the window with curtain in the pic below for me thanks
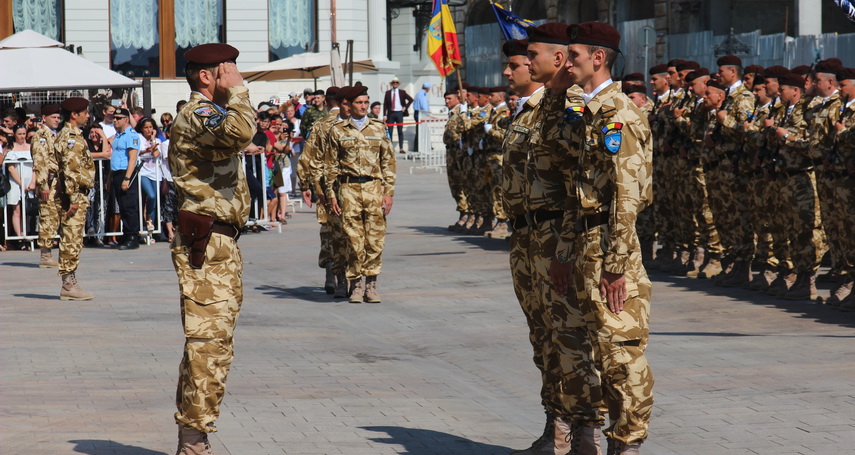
[269,0,315,61]
[174,0,225,76]
[110,0,160,77]
[12,0,63,41]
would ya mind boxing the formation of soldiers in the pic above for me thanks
[639,56,855,311]
[297,85,397,304]
[30,97,97,301]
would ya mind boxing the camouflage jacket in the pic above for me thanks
[501,88,544,220]
[442,104,465,148]
[555,81,653,281]
[808,91,843,165]
[705,82,754,165]
[300,105,329,138]
[741,100,774,172]
[766,96,812,171]
[55,122,96,205]
[525,89,574,214]
[168,87,255,227]
[324,117,397,200]
[462,104,492,153]
[298,108,340,196]
[836,99,855,172]
[484,102,511,151]
[30,123,58,190]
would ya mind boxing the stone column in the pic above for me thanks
[368,0,388,61]
[796,0,822,36]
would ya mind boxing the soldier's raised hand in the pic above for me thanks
[216,62,244,91]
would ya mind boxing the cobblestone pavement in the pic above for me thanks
[2,166,854,455]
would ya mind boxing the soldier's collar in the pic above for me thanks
[582,78,615,107]
[822,89,839,103]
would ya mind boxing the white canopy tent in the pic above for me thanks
[0,29,140,93]
[240,51,376,84]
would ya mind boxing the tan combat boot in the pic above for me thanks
[748,267,777,292]
[324,262,335,294]
[39,248,59,268]
[448,212,466,231]
[607,439,641,455]
[771,270,798,297]
[697,254,723,279]
[334,274,348,298]
[782,272,817,301]
[838,290,855,312]
[176,426,214,455]
[486,220,510,239]
[508,413,555,455]
[825,276,852,307]
[363,276,381,303]
[60,273,94,301]
[569,423,601,455]
[720,261,751,288]
[349,278,364,303]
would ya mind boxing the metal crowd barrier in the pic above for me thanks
[406,112,446,174]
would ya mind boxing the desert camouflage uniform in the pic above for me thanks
[766,96,826,275]
[325,117,396,280]
[485,102,511,221]
[299,104,329,138]
[645,90,673,256]
[682,98,722,261]
[810,92,844,275]
[526,88,602,425]
[670,92,702,264]
[298,109,347,274]
[834,99,855,280]
[759,98,794,273]
[443,104,468,214]
[556,81,654,445]
[463,104,493,220]
[31,124,61,250]
[502,88,561,411]
[660,89,691,261]
[168,87,255,433]
[55,123,95,275]
[742,100,778,269]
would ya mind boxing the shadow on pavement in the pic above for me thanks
[256,284,338,303]
[69,440,168,455]
[14,293,59,300]
[650,271,855,329]
[406,226,510,253]
[361,426,511,455]
[0,261,39,268]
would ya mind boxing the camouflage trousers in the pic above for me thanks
[37,182,62,250]
[462,152,490,216]
[817,173,845,272]
[318,222,333,268]
[689,165,722,255]
[530,219,602,425]
[339,180,386,280]
[764,175,793,271]
[835,176,855,275]
[316,211,347,275]
[781,171,825,273]
[445,147,469,213]
[706,166,753,261]
[671,158,697,250]
[652,153,675,248]
[486,151,506,220]
[747,175,776,268]
[171,232,243,433]
[57,196,89,275]
[574,226,653,445]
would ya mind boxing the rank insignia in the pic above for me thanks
[601,122,623,154]
[67,139,76,149]
[564,106,585,122]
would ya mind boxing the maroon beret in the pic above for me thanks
[61,97,89,112]
[621,72,645,83]
[526,23,571,45]
[837,67,855,81]
[443,90,460,98]
[477,87,491,95]
[567,22,621,51]
[717,55,742,67]
[183,43,240,65]
[667,59,685,68]
[40,104,60,116]
[684,68,710,83]
[502,39,529,57]
[824,58,843,66]
[779,72,805,89]
[490,86,508,93]
[815,60,844,75]
[744,64,764,75]
[790,65,811,76]
[764,65,790,79]
[342,85,369,102]
[622,85,647,96]
[676,60,701,72]
[752,75,766,85]
[648,64,669,75]
[325,86,340,97]
[334,86,352,103]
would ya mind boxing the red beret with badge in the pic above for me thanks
[648,64,668,76]
[341,85,368,102]
[567,22,621,51]
[716,55,742,67]
[41,104,61,116]
[779,72,805,89]
[502,39,529,57]
[61,97,89,112]
[184,43,239,65]
[526,23,572,45]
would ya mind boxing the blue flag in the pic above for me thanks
[829,0,855,23]
[490,2,535,40]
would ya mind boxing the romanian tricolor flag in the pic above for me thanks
[427,0,462,77]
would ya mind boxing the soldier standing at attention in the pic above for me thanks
[551,22,654,454]
[442,90,469,231]
[31,104,63,268]
[55,97,96,300]
[482,86,511,238]
[327,86,397,303]
[832,67,855,310]
[167,43,255,455]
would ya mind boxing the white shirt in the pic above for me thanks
[351,115,369,131]
[847,99,855,109]
[582,78,614,105]
[390,88,403,111]
[158,139,173,182]
[138,136,162,181]
[823,89,840,103]
[728,80,743,93]
[516,86,545,116]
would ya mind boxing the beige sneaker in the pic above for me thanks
[60,273,94,301]
[176,426,214,455]
[349,278,364,303]
[364,276,381,303]
[39,248,59,268]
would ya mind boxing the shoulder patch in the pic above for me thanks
[564,106,585,122]
[205,115,225,128]
[39,138,46,145]
[194,106,215,117]
[601,122,623,155]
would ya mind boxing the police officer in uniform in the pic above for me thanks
[167,43,255,455]
[55,97,96,300]
[31,104,63,268]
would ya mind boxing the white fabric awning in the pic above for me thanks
[0,29,140,93]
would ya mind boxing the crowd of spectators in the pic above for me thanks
[0,89,324,252]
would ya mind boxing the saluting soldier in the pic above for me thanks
[832,67,855,310]
[551,22,654,454]
[31,104,63,268]
[167,43,255,455]
[327,86,397,304]
[55,97,96,300]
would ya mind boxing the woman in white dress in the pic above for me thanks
[5,124,35,249]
